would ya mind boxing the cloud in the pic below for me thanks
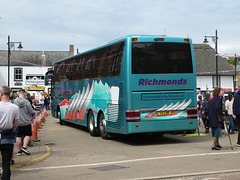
[0,0,240,54]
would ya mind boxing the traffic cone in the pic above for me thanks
[31,118,40,142]
[37,113,41,128]
[44,107,47,117]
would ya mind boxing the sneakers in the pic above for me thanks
[236,143,240,147]
[21,147,31,155]
[17,151,22,156]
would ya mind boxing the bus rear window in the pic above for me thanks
[132,42,193,74]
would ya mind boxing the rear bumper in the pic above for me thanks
[125,119,198,134]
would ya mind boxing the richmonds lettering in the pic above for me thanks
[138,78,188,86]
[58,87,73,94]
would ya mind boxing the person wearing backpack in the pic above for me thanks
[201,93,210,133]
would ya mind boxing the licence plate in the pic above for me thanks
[157,111,172,116]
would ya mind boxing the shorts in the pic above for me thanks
[16,124,32,137]
[13,127,19,143]
[211,127,222,138]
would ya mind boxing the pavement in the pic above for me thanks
[1,112,240,180]
[0,111,52,172]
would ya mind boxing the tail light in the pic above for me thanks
[187,107,198,119]
[154,38,164,41]
[126,109,140,122]
[132,38,138,42]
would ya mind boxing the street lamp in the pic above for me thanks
[235,54,239,92]
[203,29,218,87]
[7,35,23,87]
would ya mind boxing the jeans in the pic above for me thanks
[0,144,13,180]
[228,115,234,133]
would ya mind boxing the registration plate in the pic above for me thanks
[157,111,172,116]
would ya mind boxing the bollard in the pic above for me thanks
[31,116,40,142]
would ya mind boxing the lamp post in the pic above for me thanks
[7,35,23,87]
[203,29,218,87]
[235,54,239,92]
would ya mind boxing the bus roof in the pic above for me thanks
[53,35,192,65]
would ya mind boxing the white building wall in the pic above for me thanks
[0,66,51,93]
[196,76,213,91]
[220,76,234,91]
[0,66,8,85]
[197,75,234,92]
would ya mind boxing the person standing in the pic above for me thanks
[201,93,210,133]
[225,94,234,134]
[27,93,33,109]
[233,90,240,146]
[14,89,33,156]
[0,86,19,180]
[39,91,44,111]
[197,95,203,127]
[208,87,225,150]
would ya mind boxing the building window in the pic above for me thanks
[14,68,23,81]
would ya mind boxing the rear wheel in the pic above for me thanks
[58,109,65,125]
[98,113,111,139]
[88,110,98,136]
[152,132,165,137]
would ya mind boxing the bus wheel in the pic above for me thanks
[58,110,65,125]
[152,132,165,137]
[98,113,111,139]
[88,110,98,136]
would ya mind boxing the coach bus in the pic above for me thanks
[47,35,198,139]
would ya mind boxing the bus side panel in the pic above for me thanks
[56,78,124,131]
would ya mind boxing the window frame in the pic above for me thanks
[14,68,23,81]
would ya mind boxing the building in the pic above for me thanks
[0,45,74,94]
[194,44,235,94]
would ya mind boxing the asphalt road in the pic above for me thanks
[12,113,240,180]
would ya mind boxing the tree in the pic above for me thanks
[227,56,239,66]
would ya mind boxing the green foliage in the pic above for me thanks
[227,57,239,66]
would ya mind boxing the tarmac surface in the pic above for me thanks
[1,111,240,180]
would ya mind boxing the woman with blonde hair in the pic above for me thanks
[208,87,225,150]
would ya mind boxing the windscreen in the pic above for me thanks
[132,42,193,74]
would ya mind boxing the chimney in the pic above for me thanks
[69,45,74,55]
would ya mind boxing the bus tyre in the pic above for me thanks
[98,113,111,139]
[58,110,65,125]
[88,110,98,136]
[152,132,165,137]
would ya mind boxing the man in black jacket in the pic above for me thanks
[233,90,240,146]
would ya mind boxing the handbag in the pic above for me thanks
[212,100,224,122]
[201,110,208,119]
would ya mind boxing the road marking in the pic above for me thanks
[20,150,240,171]
[123,169,240,180]
[11,142,52,170]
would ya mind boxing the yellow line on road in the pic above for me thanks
[20,150,240,171]
[11,142,52,170]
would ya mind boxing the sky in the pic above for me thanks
[0,0,240,56]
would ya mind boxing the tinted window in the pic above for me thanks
[132,43,193,74]
[54,41,125,82]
